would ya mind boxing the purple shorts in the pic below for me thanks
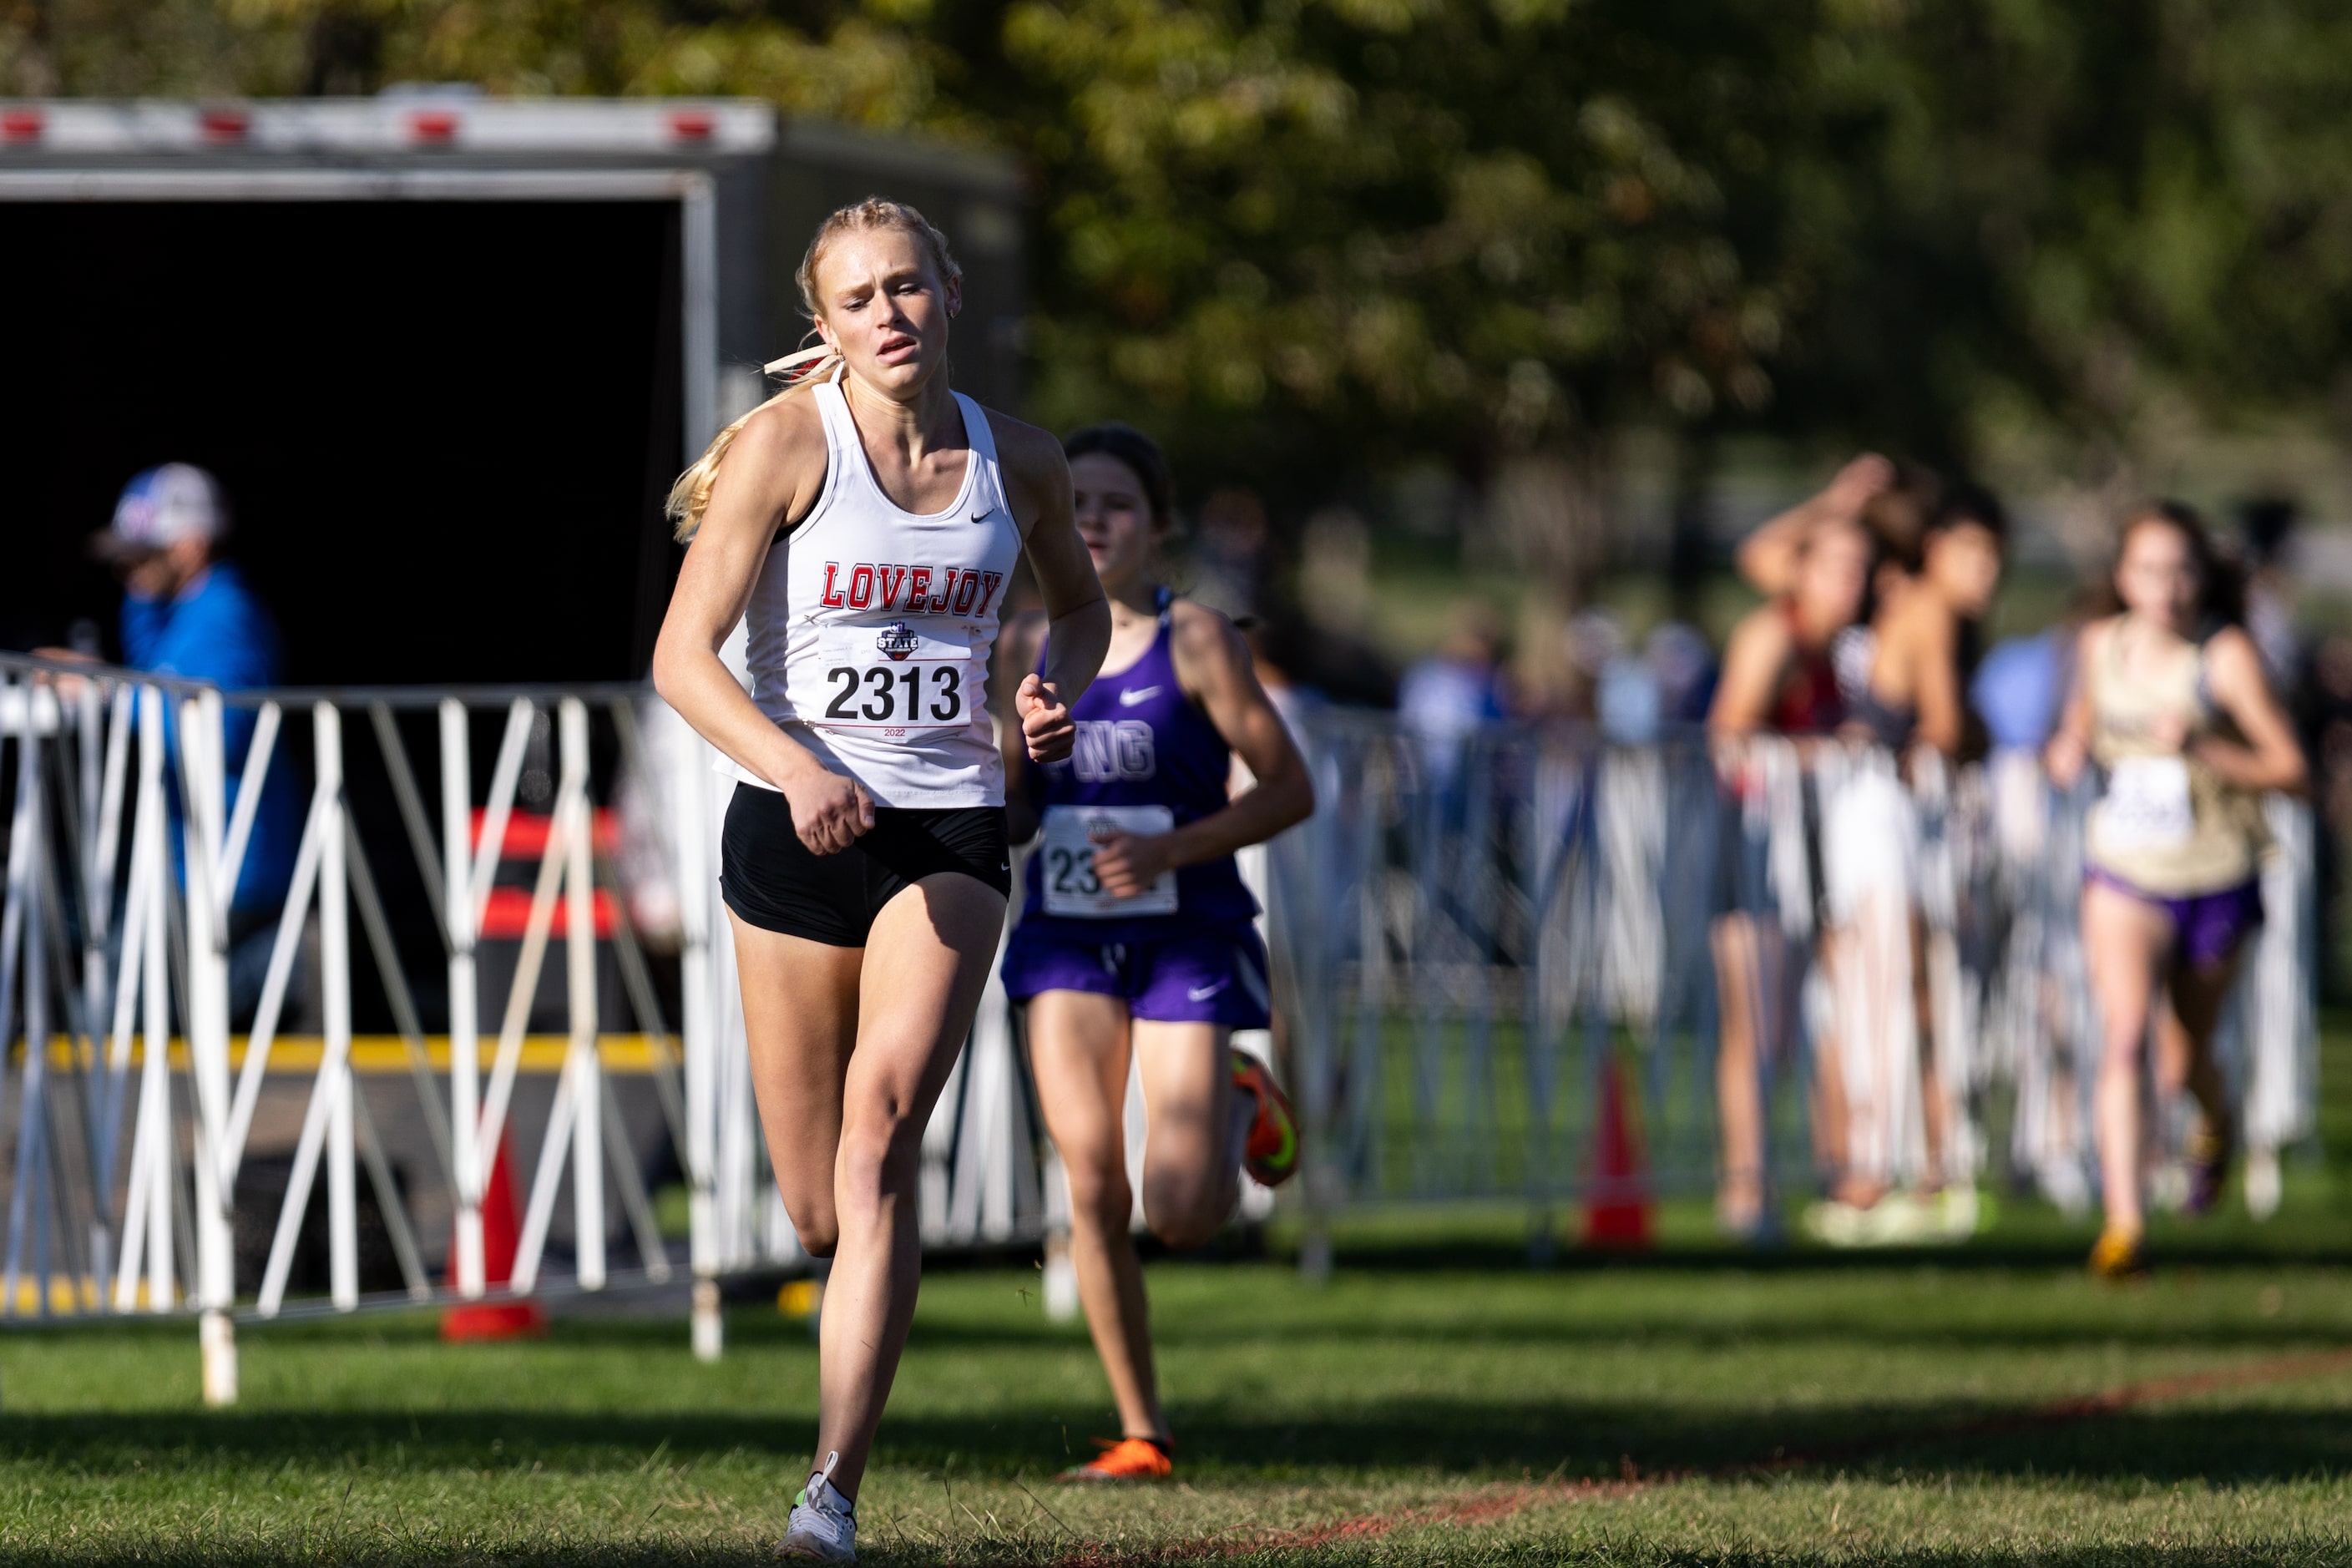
[1002,922,1272,1028]
[2086,868,2264,969]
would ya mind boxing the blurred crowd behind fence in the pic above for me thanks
[0,654,2321,1397]
[1275,709,2319,1252]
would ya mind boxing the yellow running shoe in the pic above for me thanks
[1059,1437,1173,1483]
[2088,1227,2148,1282]
[1232,1050,1299,1187]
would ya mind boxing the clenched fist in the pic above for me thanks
[1015,673,1076,764]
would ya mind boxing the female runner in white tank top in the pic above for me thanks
[654,200,1109,1562]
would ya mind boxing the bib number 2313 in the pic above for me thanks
[814,623,976,741]
[1040,805,1178,918]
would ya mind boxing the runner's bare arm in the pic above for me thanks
[2193,627,2309,796]
[651,393,877,852]
[1091,601,1313,899]
[1907,603,1967,757]
[995,415,1109,763]
[1707,606,1793,736]
[994,609,1050,841]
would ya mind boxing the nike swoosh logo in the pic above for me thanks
[1187,980,1227,1001]
[1118,686,1162,707]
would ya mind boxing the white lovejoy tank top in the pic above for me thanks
[736,372,1024,807]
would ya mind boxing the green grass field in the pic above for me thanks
[5,1228,2352,1565]
[7,1019,2352,1565]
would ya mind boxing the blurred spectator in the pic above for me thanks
[1707,509,1875,1238]
[1971,627,2066,756]
[2310,633,2352,992]
[1846,480,2005,758]
[1737,453,1930,599]
[1240,614,1327,748]
[1571,609,1637,736]
[1189,488,1274,620]
[2238,496,2301,695]
[1973,605,2085,869]
[1510,594,1581,718]
[1578,610,1717,745]
[1249,579,1393,710]
[93,464,300,1024]
[1647,620,1719,726]
[1399,599,1507,779]
[1712,515,1873,738]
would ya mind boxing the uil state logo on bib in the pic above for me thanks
[876,621,920,663]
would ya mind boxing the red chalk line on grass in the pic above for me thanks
[1046,1345,2352,1564]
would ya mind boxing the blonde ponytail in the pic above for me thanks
[668,196,964,542]
[666,402,769,542]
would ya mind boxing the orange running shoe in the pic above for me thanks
[1059,1436,1173,1483]
[1232,1050,1298,1187]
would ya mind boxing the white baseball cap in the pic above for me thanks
[94,463,228,559]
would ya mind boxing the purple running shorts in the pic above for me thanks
[1003,923,1272,1028]
[2086,868,2263,969]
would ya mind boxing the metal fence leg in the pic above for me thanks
[180,691,237,1405]
[561,699,604,1292]
[440,699,485,1298]
[134,690,173,1313]
[3,692,48,1318]
[319,705,358,1311]
[675,716,723,1359]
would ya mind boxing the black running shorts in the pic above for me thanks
[720,783,1010,948]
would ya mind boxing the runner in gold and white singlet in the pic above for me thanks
[2047,503,2304,1281]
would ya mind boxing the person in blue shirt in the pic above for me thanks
[1972,627,2066,756]
[94,464,301,1024]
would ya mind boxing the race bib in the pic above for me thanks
[1039,804,1178,918]
[809,623,979,741]
[2098,756,2194,850]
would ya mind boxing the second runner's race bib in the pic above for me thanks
[2098,755,2194,850]
[809,622,979,742]
[1039,804,1179,918]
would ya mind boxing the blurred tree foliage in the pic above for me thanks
[1777,0,2352,492]
[977,0,1801,532]
[8,0,2351,542]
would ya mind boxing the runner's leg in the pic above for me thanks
[1132,1019,1237,1250]
[812,872,1006,1500]
[731,912,862,1257]
[2085,882,2171,1237]
[2168,942,2248,1146]
[1710,914,1768,1229]
[1029,989,1164,1442]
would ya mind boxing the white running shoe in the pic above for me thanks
[776,1454,856,1562]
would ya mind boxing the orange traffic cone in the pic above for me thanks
[1581,1056,1654,1250]
[442,1130,546,1340]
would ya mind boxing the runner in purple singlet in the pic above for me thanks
[999,424,1313,1483]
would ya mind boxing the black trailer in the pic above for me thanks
[0,97,1027,682]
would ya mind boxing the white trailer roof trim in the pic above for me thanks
[0,98,775,156]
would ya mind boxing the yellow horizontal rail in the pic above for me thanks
[2,1277,166,1316]
[16,1034,672,1075]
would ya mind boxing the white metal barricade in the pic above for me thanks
[0,654,1059,1399]
[0,656,2326,1395]
[1275,712,2324,1254]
